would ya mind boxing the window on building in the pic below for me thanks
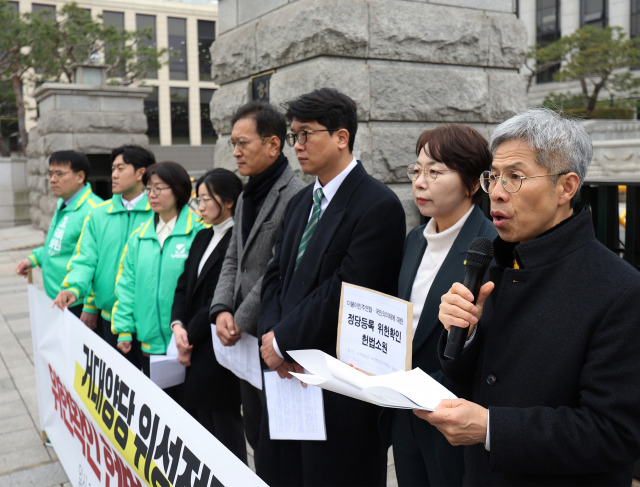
[170,87,190,144]
[198,20,216,81]
[0,80,20,153]
[200,89,217,144]
[536,0,561,84]
[7,2,18,12]
[136,14,158,80]
[144,86,160,144]
[581,0,607,28]
[32,3,55,16]
[168,17,188,81]
[103,11,125,78]
[632,0,640,39]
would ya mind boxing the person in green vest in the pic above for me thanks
[111,161,206,376]
[53,145,156,367]
[16,150,103,317]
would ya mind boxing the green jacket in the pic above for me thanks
[62,194,152,320]
[112,205,206,354]
[29,183,103,300]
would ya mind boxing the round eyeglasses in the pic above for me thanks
[406,164,458,182]
[145,185,171,196]
[480,170,567,194]
[285,129,337,147]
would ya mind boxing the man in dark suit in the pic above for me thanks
[210,101,305,461]
[257,88,406,486]
[419,108,640,486]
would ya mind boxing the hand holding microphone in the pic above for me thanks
[443,237,494,360]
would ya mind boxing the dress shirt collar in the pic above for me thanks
[121,191,145,211]
[312,157,358,212]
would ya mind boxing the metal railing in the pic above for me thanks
[580,177,640,271]
[478,177,640,272]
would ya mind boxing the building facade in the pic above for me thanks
[518,0,638,108]
[8,0,218,170]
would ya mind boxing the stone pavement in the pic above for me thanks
[0,225,69,486]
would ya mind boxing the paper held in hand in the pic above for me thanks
[288,349,456,411]
[337,282,413,375]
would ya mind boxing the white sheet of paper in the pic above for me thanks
[149,335,186,389]
[211,325,263,390]
[263,370,326,441]
[288,349,456,410]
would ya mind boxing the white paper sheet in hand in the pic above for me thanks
[211,325,263,390]
[149,335,186,389]
[288,349,456,410]
[263,370,326,441]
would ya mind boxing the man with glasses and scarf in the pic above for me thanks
[210,101,305,463]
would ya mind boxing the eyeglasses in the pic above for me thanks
[406,164,458,182]
[48,170,73,179]
[227,136,266,150]
[285,129,337,147]
[196,195,214,206]
[145,185,171,196]
[480,170,568,194]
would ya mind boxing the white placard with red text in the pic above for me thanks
[29,285,265,487]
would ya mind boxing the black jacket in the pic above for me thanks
[439,206,640,486]
[171,227,240,411]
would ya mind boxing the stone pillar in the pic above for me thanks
[210,0,527,228]
[26,83,151,231]
[0,155,29,228]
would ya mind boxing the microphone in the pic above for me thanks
[444,237,494,360]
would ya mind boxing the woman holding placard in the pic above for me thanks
[389,126,497,486]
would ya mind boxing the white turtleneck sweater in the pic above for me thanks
[197,217,234,276]
[409,205,474,333]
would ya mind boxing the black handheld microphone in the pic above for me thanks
[444,237,494,360]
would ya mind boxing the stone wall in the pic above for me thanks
[583,120,640,180]
[210,0,527,229]
[26,83,150,231]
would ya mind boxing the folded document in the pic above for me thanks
[288,349,456,410]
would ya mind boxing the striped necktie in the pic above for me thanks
[295,187,324,270]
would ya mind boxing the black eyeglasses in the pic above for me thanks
[285,129,337,147]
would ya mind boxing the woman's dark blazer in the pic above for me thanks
[171,226,240,411]
[398,204,497,388]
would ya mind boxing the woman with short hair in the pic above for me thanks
[389,125,497,486]
[112,161,206,375]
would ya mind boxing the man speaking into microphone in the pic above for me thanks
[416,108,640,486]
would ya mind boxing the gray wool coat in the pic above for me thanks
[210,163,305,336]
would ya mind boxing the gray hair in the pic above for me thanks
[489,107,593,206]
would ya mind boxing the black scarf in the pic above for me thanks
[241,153,288,246]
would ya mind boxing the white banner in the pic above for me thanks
[28,285,266,487]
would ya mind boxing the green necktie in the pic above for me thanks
[295,187,324,270]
